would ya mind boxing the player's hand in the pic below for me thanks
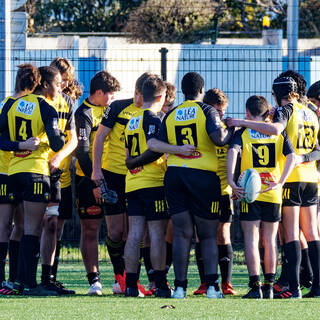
[177,144,196,156]
[230,182,246,200]
[91,169,104,186]
[93,186,102,204]
[226,118,243,128]
[293,154,304,167]
[261,180,282,193]
[125,155,136,170]
[19,137,40,151]
[49,153,63,173]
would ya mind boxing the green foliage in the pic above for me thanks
[124,0,223,43]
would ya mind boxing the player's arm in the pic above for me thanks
[263,132,296,192]
[40,101,65,152]
[75,111,93,178]
[0,131,39,151]
[91,124,111,182]
[227,130,245,199]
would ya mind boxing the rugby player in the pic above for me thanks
[0,66,65,295]
[75,71,120,295]
[194,88,236,296]
[0,64,41,293]
[227,95,296,299]
[227,77,320,298]
[39,58,78,294]
[91,72,154,294]
[147,72,233,298]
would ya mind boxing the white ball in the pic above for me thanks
[237,169,261,203]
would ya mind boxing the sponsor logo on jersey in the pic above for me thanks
[103,106,111,120]
[176,151,202,159]
[52,118,59,130]
[87,206,102,215]
[78,128,87,141]
[14,150,32,158]
[147,125,156,135]
[297,108,315,122]
[129,166,143,175]
[16,100,36,115]
[259,172,275,185]
[175,107,198,121]
[128,116,142,131]
[248,129,271,139]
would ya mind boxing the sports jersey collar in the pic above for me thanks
[83,98,104,109]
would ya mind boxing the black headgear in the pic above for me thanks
[272,77,298,106]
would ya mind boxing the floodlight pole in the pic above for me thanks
[287,0,299,71]
[0,0,11,101]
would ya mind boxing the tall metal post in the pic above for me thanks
[159,47,168,81]
[0,0,11,100]
[287,0,299,71]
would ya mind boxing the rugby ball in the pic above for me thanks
[237,169,261,203]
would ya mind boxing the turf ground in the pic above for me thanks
[1,250,320,320]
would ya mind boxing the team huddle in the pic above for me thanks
[0,58,320,300]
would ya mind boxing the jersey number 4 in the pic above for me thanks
[15,117,32,141]
[252,143,275,168]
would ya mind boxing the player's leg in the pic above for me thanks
[299,230,313,290]
[165,219,173,273]
[193,233,206,295]
[241,219,262,299]
[300,205,320,297]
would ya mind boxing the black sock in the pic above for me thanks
[259,247,265,275]
[277,245,289,284]
[284,240,301,291]
[174,279,187,290]
[126,272,138,289]
[106,237,125,276]
[87,272,100,285]
[0,242,8,283]
[165,242,172,273]
[218,244,233,283]
[143,247,154,282]
[195,243,205,284]
[264,273,275,289]
[137,245,143,280]
[16,238,25,285]
[300,248,313,283]
[21,235,40,289]
[205,273,219,289]
[154,269,167,289]
[8,240,20,283]
[50,240,61,282]
[249,275,261,289]
[307,241,320,290]
[41,264,52,285]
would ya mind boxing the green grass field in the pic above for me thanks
[1,249,320,320]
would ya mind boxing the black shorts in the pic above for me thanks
[102,169,126,216]
[50,170,62,203]
[282,182,318,207]
[0,174,15,204]
[9,173,50,203]
[75,175,104,220]
[239,200,280,222]
[164,167,221,220]
[58,185,73,220]
[126,187,169,221]
[219,194,233,223]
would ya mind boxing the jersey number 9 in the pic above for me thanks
[252,143,275,168]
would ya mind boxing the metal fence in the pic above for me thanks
[3,44,320,260]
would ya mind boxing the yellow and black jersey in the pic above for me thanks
[100,98,140,175]
[273,102,319,183]
[230,127,295,204]
[216,121,232,196]
[158,100,222,172]
[0,93,64,176]
[50,93,75,187]
[124,109,166,193]
[75,98,106,177]
[0,96,16,174]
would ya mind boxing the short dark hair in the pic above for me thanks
[15,63,41,93]
[181,72,204,99]
[204,88,228,107]
[35,66,60,92]
[90,71,120,95]
[307,81,320,101]
[279,70,306,97]
[135,72,155,93]
[246,95,270,119]
[142,77,166,103]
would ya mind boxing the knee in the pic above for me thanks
[81,224,99,242]
[217,223,231,244]
[108,228,122,242]
[46,218,58,234]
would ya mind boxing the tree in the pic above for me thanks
[125,0,225,43]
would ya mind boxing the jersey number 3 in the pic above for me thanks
[175,124,198,146]
[15,117,32,141]
[252,143,275,168]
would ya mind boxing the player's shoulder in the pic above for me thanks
[110,98,134,113]
[0,96,16,113]
[75,99,92,117]
[61,92,74,108]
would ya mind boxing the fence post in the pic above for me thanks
[0,0,11,100]
[159,47,168,81]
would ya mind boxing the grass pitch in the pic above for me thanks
[1,251,319,320]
